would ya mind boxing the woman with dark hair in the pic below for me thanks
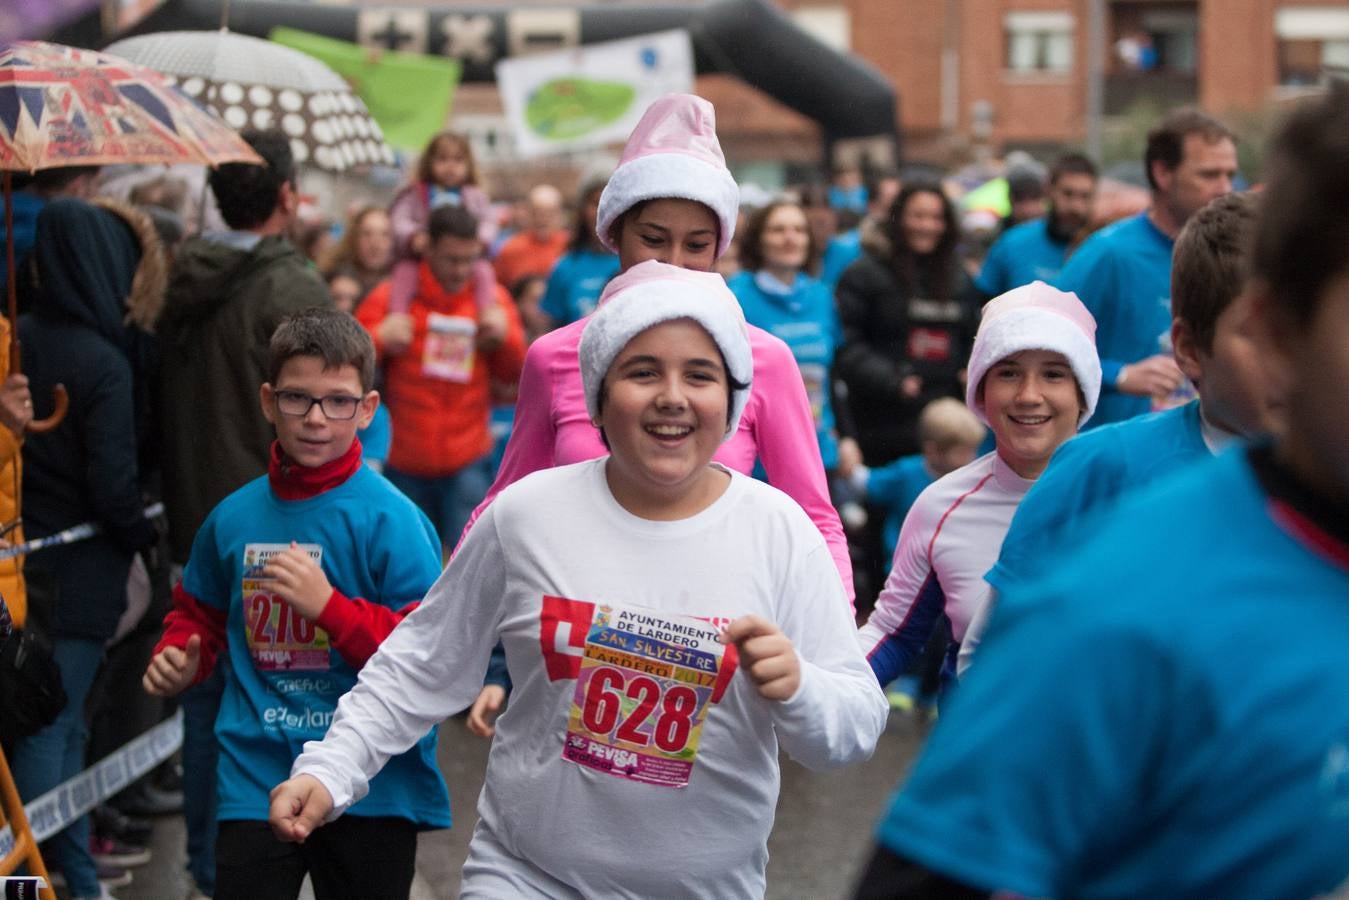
[834,180,981,466]
[536,177,620,329]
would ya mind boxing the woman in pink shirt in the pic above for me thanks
[465,94,852,733]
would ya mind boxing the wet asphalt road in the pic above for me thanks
[115,711,924,899]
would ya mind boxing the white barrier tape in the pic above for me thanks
[0,709,182,855]
[0,503,165,562]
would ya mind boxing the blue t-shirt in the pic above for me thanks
[988,401,1207,599]
[1055,212,1175,426]
[877,449,1349,898]
[539,248,620,326]
[974,218,1071,298]
[728,269,843,467]
[183,466,451,826]
[866,454,935,561]
[819,229,862,289]
[358,405,393,468]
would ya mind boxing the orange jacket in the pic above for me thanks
[358,263,525,478]
[0,317,25,627]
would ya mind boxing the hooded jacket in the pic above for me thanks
[834,227,981,463]
[20,198,166,641]
[0,317,25,627]
[158,231,330,564]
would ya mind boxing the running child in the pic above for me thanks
[960,190,1278,672]
[856,282,1102,692]
[270,262,887,898]
[854,84,1349,898]
[143,308,449,900]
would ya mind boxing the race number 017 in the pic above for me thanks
[580,665,699,753]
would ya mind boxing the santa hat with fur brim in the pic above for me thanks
[579,260,752,441]
[595,94,740,259]
[965,281,1103,426]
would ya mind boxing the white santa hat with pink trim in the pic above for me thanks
[579,260,752,441]
[595,93,740,259]
[965,281,1103,426]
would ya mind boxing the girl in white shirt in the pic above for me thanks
[269,261,887,899]
[857,281,1102,693]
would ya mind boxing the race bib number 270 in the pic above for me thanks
[241,543,330,672]
[562,601,737,788]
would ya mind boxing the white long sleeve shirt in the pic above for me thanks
[858,451,1033,686]
[293,459,886,898]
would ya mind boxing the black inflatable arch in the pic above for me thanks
[81,0,898,147]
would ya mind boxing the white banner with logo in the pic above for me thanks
[0,711,183,856]
[495,28,695,157]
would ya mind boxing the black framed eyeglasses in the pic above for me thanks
[273,390,363,420]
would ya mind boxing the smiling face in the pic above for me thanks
[595,319,731,519]
[353,209,393,273]
[426,233,481,295]
[615,199,719,272]
[260,355,376,468]
[429,141,470,189]
[759,203,812,274]
[980,349,1082,479]
[899,190,948,256]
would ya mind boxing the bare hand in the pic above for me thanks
[268,774,333,843]
[900,374,923,399]
[143,634,202,697]
[476,305,508,353]
[466,684,506,738]
[377,313,415,356]
[1117,354,1184,398]
[835,437,863,479]
[0,374,32,437]
[263,543,332,621]
[721,615,801,702]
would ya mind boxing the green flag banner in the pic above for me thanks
[270,27,460,152]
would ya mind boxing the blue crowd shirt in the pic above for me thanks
[539,248,620,326]
[819,229,862,289]
[975,217,1072,298]
[183,466,451,826]
[877,448,1349,898]
[1055,212,1175,426]
[988,401,1207,600]
[358,404,393,469]
[866,454,935,561]
[728,269,843,467]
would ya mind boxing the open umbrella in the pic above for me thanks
[106,30,396,173]
[1,38,262,433]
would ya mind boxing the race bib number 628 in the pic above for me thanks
[561,602,736,788]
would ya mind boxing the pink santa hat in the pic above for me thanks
[595,93,740,259]
[965,281,1103,426]
[579,260,753,441]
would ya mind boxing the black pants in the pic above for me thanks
[215,816,418,900]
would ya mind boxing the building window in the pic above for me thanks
[1276,6,1349,85]
[1005,11,1074,73]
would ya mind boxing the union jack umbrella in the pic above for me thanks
[0,40,261,432]
[0,39,262,171]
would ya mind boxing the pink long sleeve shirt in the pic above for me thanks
[463,317,856,608]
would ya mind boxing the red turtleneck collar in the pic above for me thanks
[268,438,364,501]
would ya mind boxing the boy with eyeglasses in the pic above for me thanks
[143,308,450,900]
